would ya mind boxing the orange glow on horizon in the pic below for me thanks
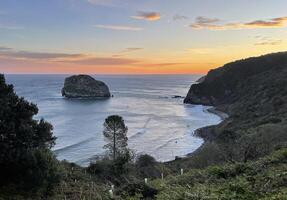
[4,64,211,75]
[1,45,286,75]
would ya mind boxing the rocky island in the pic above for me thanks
[62,75,111,98]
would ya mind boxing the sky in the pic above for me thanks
[0,0,287,74]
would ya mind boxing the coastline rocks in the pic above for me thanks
[184,87,215,105]
[62,75,111,98]
[172,95,184,99]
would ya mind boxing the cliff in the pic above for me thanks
[184,52,287,110]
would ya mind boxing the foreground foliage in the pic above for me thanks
[152,148,287,200]
[0,74,62,198]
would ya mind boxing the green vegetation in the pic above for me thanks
[1,52,287,199]
[0,74,62,199]
[152,148,287,200]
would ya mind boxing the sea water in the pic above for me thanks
[6,75,221,166]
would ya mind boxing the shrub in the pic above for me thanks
[136,154,157,168]
[119,182,158,199]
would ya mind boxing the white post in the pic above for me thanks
[111,184,114,191]
[144,178,148,184]
[180,168,183,175]
[109,189,113,198]
[161,173,164,180]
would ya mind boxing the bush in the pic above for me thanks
[88,150,134,184]
[135,154,163,179]
[136,154,157,168]
[119,182,158,199]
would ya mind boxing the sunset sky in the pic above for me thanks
[0,0,287,74]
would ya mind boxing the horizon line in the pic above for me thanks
[3,72,206,76]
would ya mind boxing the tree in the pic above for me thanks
[103,115,128,160]
[0,74,61,195]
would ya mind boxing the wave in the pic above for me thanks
[53,137,96,154]
[129,118,152,139]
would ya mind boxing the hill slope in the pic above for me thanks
[184,51,287,108]
[152,148,287,200]
[182,52,287,166]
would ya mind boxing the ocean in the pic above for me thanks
[6,74,222,166]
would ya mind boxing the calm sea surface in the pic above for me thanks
[6,75,221,166]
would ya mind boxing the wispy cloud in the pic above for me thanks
[132,11,161,21]
[125,48,144,52]
[111,48,144,57]
[61,57,140,65]
[173,14,189,21]
[255,40,282,46]
[0,48,81,60]
[191,16,287,30]
[0,46,210,74]
[195,16,220,24]
[254,36,283,46]
[0,46,13,51]
[93,24,143,31]
[246,17,287,27]
[0,46,141,66]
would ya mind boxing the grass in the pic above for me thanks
[150,148,287,200]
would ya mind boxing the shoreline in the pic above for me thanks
[206,107,229,121]
[184,106,229,158]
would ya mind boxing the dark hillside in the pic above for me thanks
[184,51,287,106]
[181,52,287,168]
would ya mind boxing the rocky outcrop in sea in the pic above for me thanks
[62,75,111,98]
